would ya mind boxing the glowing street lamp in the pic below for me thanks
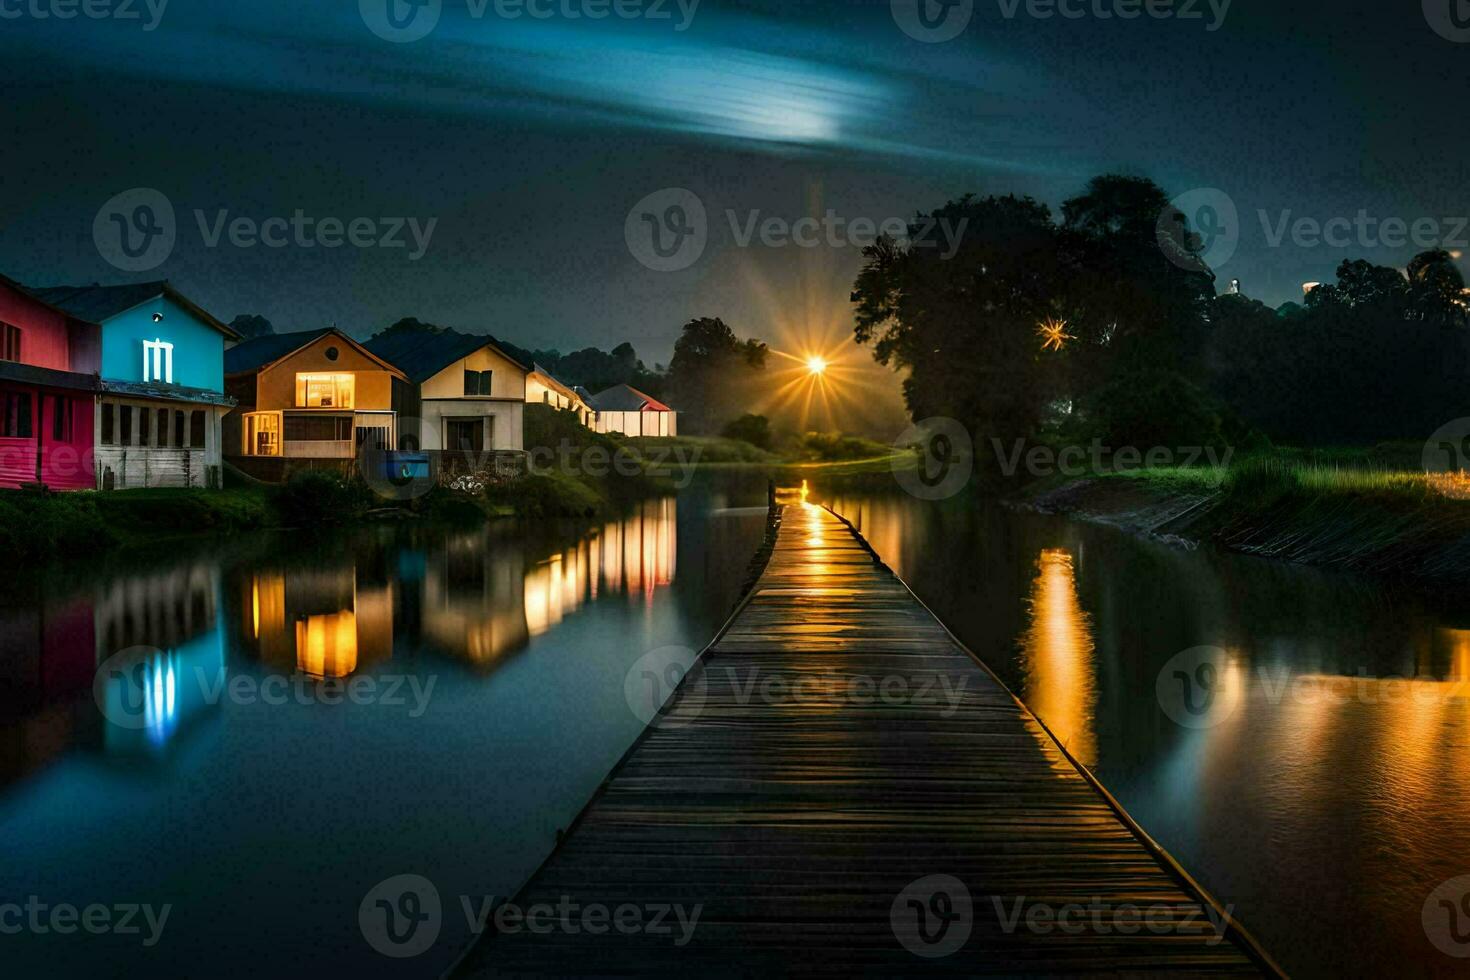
[806,356,829,376]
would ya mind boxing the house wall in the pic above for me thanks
[419,399,525,452]
[99,295,226,391]
[596,410,677,438]
[526,374,572,410]
[94,400,225,489]
[255,334,395,411]
[421,347,527,401]
[0,282,74,372]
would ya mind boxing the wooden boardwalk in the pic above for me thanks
[456,500,1277,977]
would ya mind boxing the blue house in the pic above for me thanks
[31,282,239,489]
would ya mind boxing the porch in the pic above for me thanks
[239,410,396,460]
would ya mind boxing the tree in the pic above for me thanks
[666,317,768,434]
[852,193,1066,452]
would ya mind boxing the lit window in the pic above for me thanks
[143,339,174,383]
[295,373,355,408]
[0,323,20,362]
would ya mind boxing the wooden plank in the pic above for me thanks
[454,502,1279,977]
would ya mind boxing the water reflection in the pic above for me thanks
[1018,549,1097,766]
[819,486,1470,980]
[242,567,394,679]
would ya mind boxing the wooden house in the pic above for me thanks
[32,282,239,489]
[0,274,102,491]
[223,328,409,480]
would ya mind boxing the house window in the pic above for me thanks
[356,424,390,450]
[246,414,279,456]
[284,415,353,442]
[463,370,493,396]
[101,403,115,445]
[143,339,174,383]
[295,373,355,408]
[0,391,32,438]
[157,408,171,447]
[119,405,133,444]
[0,323,19,362]
[447,418,485,453]
[174,410,185,448]
[190,410,205,448]
[137,406,150,446]
[54,397,74,442]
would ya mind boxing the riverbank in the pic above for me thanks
[0,457,670,563]
[1022,457,1470,582]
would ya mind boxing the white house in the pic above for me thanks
[365,329,529,453]
[588,384,678,438]
[526,364,595,428]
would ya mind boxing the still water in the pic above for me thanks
[6,478,1469,978]
[819,485,1470,980]
[0,485,769,978]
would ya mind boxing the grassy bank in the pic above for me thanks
[1026,451,1470,582]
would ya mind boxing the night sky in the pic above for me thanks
[4,0,1467,366]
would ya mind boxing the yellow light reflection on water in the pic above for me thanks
[1019,549,1098,766]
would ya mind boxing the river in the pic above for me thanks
[3,477,1467,977]
[816,482,1470,979]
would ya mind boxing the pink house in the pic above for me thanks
[0,274,102,490]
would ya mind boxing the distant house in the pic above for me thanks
[32,281,238,489]
[365,328,529,454]
[588,384,678,438]
[0,273,102,490]
[223,328,409,478]
[527,364,595,427]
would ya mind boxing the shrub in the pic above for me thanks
[798,431,893,462]
[274,470,367,526]
[721,414,773,450]
[1089,371,1226,451]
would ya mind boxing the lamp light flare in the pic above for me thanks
[806,356,829,376]
[1036,318,1074,353]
